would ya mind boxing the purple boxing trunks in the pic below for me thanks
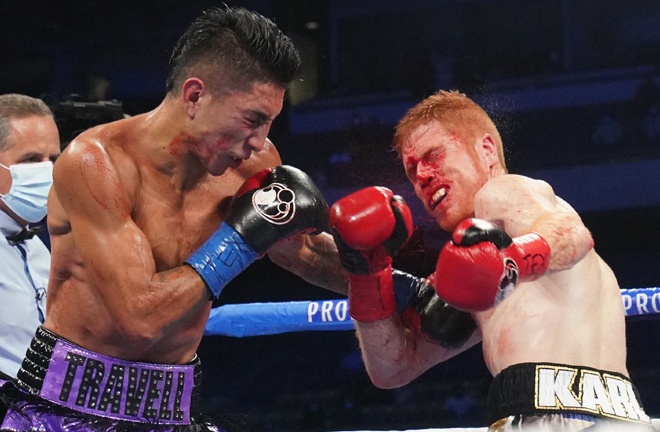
[0,326,220,431]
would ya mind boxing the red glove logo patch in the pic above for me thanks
[252,183,296,225]
[495,258,519,305]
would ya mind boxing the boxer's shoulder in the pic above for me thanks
[475,175,557,233]
[479,174,552,202]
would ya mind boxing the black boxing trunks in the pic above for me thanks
[487,362,653,431]
[0,326,221,431]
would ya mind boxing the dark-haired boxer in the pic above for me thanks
[330,90,653,431]
[0,6,345,432]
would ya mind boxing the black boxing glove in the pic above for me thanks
[395,271,478,349]
[185,165,328,298]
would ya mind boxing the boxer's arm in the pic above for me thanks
[246,141,350,295]
[355,312,481,389]
[185,165,330,298]
[475,174,594,271]
[52,139,209,348]
[328,188,480,388]
[268,232,349,295]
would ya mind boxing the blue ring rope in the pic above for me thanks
[204,288,659,338]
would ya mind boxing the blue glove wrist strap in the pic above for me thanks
[185,223,259,298]
[392,269,422,315]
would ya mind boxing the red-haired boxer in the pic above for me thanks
[0,6,345,432]
[335,90,653,431]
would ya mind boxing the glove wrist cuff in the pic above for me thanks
[511,232,551,281]
[185,223,258,298]
[348,265,396,323]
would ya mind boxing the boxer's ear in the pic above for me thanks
[478,134,498,169]
[182,78,205,119]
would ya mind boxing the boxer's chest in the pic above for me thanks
[133,170,247,270]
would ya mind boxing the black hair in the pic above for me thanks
[165,6,301,94]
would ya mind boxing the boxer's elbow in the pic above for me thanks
[367,366,412,389]
[369,374,401,389]
[575,226,595,259]
[362,351,419,389]
[117,325,160,349]
[113,311,163,350]
[549,225,594,270]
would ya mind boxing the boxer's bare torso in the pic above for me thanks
[44,86,345,365]
[45,112,277,364]
[473,175,628,377]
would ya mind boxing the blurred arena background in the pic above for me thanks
[2,1,660,430]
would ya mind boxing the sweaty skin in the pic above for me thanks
[356,119,627,389]
[45,82,345,365]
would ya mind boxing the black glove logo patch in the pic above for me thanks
[252,182,296,225]
[495,258,519,305]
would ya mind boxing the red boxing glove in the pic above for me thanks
[329,187,413,322]
[434,218,550,312]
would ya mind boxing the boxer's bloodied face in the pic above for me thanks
[189,81,285,176]
[401,120,491,232]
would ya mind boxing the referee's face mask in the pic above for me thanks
[0,161,53,223]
